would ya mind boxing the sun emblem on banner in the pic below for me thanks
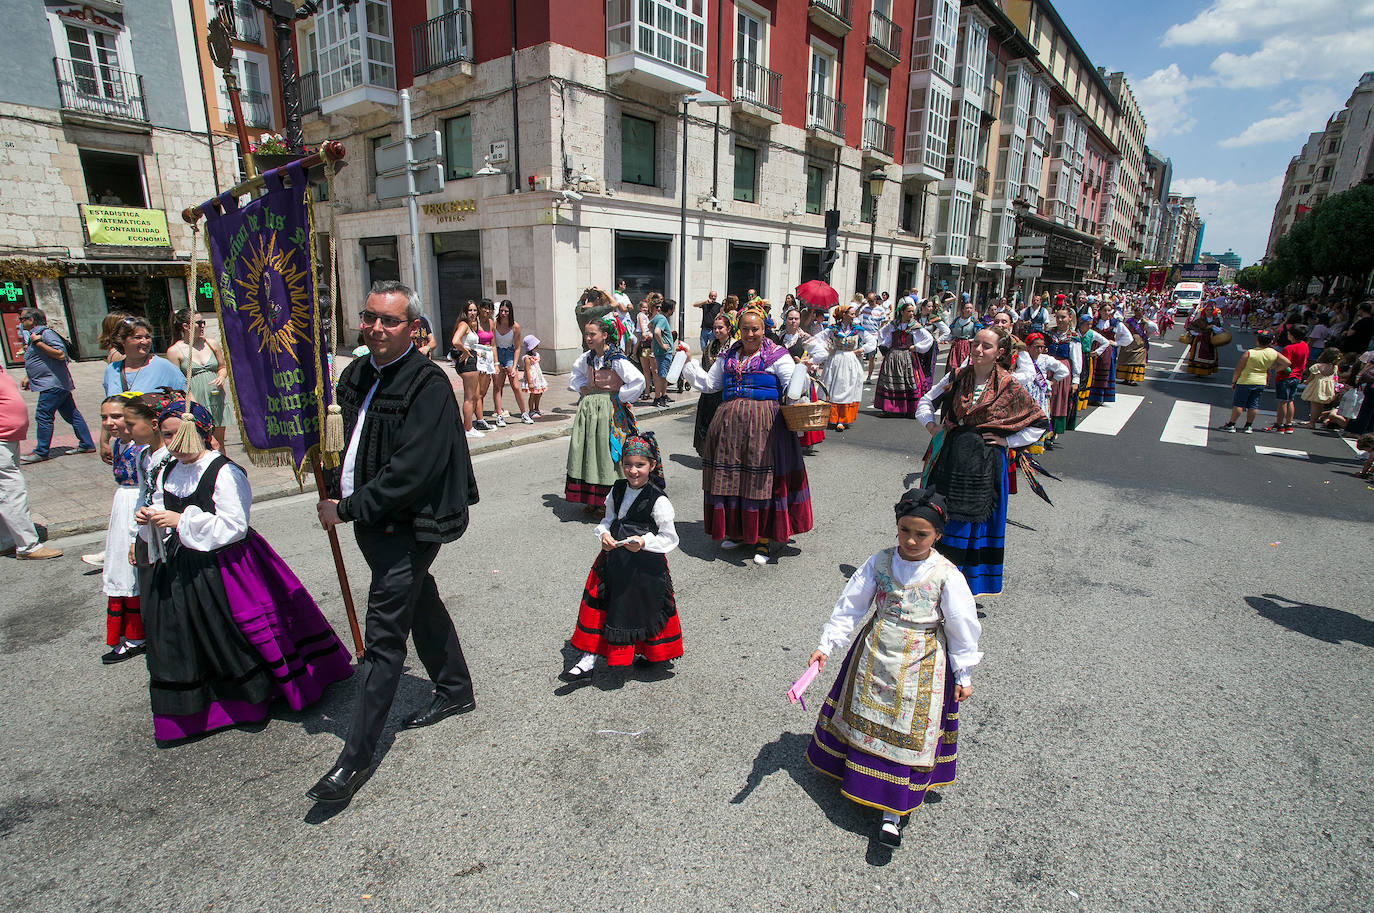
[235,231,311,367]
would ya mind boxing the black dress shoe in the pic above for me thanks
[306,765,369,803]
[558,665,595,685]
[878,823,902,847]
[400,694,476,729]
[101,643,146,665]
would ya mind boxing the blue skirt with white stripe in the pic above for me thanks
[934,448,1008,597]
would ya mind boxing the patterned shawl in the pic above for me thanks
[948,364,1048,435]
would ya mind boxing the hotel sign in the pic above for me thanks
[81,205,172,247]
[420,199,478,224]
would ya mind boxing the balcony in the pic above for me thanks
[319,68,398,118]
[865,11,901,68]
[299,71,320,115]
[731,58,781,126]
[981,85,1000,125]
[974,166,990,196]
[220,89,272,129]
[53,57,148,127]
[607,0,706,94]
[231,1,264,45]
[807,0,851,38]
[413,9,474,89]
[968,234,986,260]
[806,92,845,144]
[861,118,894,161]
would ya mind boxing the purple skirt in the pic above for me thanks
[149,531,354,742]
[806,638,961,815]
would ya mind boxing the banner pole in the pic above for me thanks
[312,452,364,660]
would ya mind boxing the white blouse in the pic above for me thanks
[810,326,877,366]
[914,373,1047,450]
[594,485,679,554]
[682,349,799,394]
[568,350,646,403]
[877,323,935,353]
[816,551,982,685]
[142,453,251,552]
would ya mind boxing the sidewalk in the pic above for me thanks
[9,355,698,540]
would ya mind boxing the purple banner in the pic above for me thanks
[201,162,328,474]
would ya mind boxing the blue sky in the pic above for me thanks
[1050,0,1374,266]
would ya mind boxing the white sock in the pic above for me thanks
[882,811,901,827]
[573,653,596,674]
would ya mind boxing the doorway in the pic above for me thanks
[727,242,767,302]
[800,248,823,286]
[432,230,482,345]
[897,258,920,298]
[614,232,671,301]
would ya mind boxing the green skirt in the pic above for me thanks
[565,392,621,505]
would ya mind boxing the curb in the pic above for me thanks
[43,397,700,542]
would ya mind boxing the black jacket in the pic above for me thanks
[332,348,479,542]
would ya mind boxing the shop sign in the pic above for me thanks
[420,199,477,224]
[81,205,172,247]
[1177,262,1220,280]
[0,280,29,365]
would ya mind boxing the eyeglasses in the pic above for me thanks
[359,310,409,329]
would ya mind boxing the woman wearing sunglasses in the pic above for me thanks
[167,309,229,450]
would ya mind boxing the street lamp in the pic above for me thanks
[1008,196,1031,302]
[678,89,730,347]
[865,165,887,293]
[1103,240,1118,287]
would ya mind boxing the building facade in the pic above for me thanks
[1140,146,1171,263]
[1163,193,1201,266]
[1103,70,1144,261]
[0,0,239,366]
[1265,71,1374,258]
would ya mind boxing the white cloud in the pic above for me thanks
[1218,88,1345,147]
[1132,64,1204,138]
[1170,174,1286,265]
[1162,0,1374,47]
[1208,29,1374,89]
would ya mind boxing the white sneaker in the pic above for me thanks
[80,553,104,567]
[495,414,507,428]
[520,412,534,425]
[720,539,743,550]
[465,429,485,439]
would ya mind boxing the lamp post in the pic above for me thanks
[1009,196,1031,303]
[865,165,887,293]
[677,90,730,347]
[1103,240,1118,288]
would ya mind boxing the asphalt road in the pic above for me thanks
[2,335,1370,912]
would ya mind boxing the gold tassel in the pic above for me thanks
[324,403,344,454]
[166,411,204,456]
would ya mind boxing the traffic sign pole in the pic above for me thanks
[399,90,436,336]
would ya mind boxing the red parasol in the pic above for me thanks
[795,279,839,308]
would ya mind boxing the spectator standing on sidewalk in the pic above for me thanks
[1220,331,1289,434]
[650,298,677,408]
[692,290,721,355]
[0,364,61,558]
[1268,324,1308,434]
[18,308,94,464]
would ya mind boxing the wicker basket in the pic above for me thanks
[1211,330,1233,346]
[781,376,831,432]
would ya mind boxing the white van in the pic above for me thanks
[1172,281,1204,317]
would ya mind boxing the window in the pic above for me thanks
[608,0,706,75]
[734,5,767,104]
[809,44,834,103]
[865,77,887,124]
[861,183,875,223]
[1319,165,1332,181]
[369,133,389,183]
[900,191,924,232]
[444,114,473,180]
[316,0,394,98]
[806,164,826,214]
[733,144,757,203]
[621,114,656,186]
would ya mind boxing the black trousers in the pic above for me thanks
[338,524,473,768]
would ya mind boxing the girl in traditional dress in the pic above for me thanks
[98,395,146,664]
[565,316,646,512]
[1088,305,1132,406]
[945,300,981,375]
[780,306,826,451]
[1044,307,1082,438]
[805,488,982,847]
[1185,305,1223,377]
[683,306,813,565]
[694,312,736,455]
[1115,306,1157,386]
[813,305,876,432]
[136,401,353,743]
[1075,313,1111,415]
[917,328,1048,596]
[167,309,228,449]
[561,432,681,685]
[1013,333,1071,451]
[874,301,935,417]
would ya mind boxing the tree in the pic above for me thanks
[1234,264,1264,293]
[1271,183,1374,298]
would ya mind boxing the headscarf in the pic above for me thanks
[590,315,627,368]
[894,488,948,533]
[158,399,215,446]
[620,431,666,490]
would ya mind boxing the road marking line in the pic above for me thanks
[1235,343,1245,352]
[1254,445,1309,460]
[1341,437,1361,454]
[1076,394,1144,436]
[1167,347,1189,379]
[1160,401,1211,447]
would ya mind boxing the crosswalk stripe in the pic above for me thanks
[1341,436,1361,454]
[1076,394,1144,436]
[1160,401,1211,447]
[1254,445,1309,460]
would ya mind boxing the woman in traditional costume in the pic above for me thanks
[565,316,646,511]
[694,312,736,455]
[683,306,813,565]
[945,300,981,375]
[874,301,935,417]
[917,328,1048,596]
[915,298,948,383]
[805,489,982,847]
[136,401,354,744]
[561,432,681,685]
[812,305,876,432]
[780,306,826,450]
[1185,305,1223,376]
[1087,305,1131,406]
[1045,307,1082,437]
[1075,313,1112,415]
[1115,306,1157,386]
[1012,333,1070,452]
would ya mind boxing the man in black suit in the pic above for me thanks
[309,280,480,803]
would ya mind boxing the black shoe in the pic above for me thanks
[306,765,369,803]
[102,643,146,664]
[878,823,902,847]
[557,665,595,685]
[400,693,476,729]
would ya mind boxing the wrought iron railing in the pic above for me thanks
[220,89,272,128]
[53,57,147,122]
[809,0,851,26]
[862,118,894,157]
[732,58,781,113]
[231,1,264,44]
[413,8,473,76]
[975,166,990,194]
[299,71,320,114]
[867,10,901,59]
[807,92,845,139]
[983,85,1000,117]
